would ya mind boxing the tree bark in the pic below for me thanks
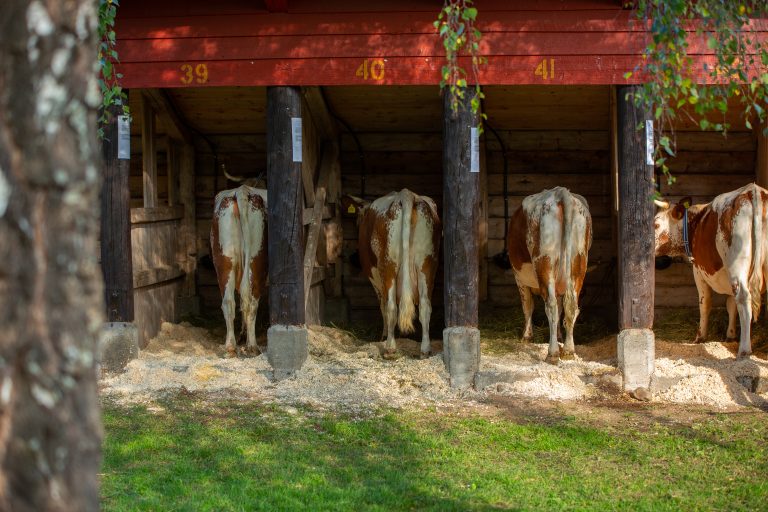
[0,1,103,510]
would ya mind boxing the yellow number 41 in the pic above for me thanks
[534,58,555,80]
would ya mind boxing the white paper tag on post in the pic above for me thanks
[291,117,303,162]
[117,115,130,160]
[470,127,480,173]
[645,119,654,166]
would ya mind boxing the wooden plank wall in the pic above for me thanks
[127,92,187,345]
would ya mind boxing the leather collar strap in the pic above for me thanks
[682,206,692,260]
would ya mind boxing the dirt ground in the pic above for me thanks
[100,320,768,414]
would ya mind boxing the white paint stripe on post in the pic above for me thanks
[470,126,479,173]
[291,117,303,162]
[117,116,130,160]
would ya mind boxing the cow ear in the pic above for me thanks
[341,195,364,216]
[671,203,686,220]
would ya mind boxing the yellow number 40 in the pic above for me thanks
[534,59,555,80]
[355,59,385,81]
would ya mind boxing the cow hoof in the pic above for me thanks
[243,346,259,357]
[724,337,738,343]
[225,349,238,359]
[419,351,431,360]
[521,335,534,343]
[560,351,575,361]
[544,354,560,365]
[737,351,752,359]
[692,336,706,344]
[382,349,401,361]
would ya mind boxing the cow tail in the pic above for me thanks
[749,185,763,319]
[398,191,417,334]
[560,188,578,320]
[235,186,254,322]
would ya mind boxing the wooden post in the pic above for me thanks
[266,86,308,378]
[177,143,198,313]
[442,91,481,389]
[616,85,655,393]
[166,140,179,207]
[141,94,157,208]
[478,134,489,301]
[101,95,134,322]
[267,86,305,326]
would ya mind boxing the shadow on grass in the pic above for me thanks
[101,393,768,512]
[101,396,512,511]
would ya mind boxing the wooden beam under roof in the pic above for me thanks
[143,89,194,145]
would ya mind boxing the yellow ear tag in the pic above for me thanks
[347,205,356,214]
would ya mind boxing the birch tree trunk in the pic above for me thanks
[0,0,103,510]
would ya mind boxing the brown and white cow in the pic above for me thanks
[343,189,441,357]
[210,185,268,356]
[507,187,593,364]
[654,183,768,358]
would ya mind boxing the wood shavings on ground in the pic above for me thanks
[100,322,768,411]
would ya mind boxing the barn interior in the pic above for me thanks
[125,85,758,346]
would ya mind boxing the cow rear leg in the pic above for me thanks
[725,296,738,342]
[241,295,260,355]
[543,283,560,364]
[417,272,432,358]
[561,286,579,360]
[221,273,238,357]
[383,283,398,357]
[693,273,711,343]
[518,285,534,342]
[733,278,753,358]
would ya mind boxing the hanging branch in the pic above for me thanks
[626,1,768,185]
[98,0,129,137]
[434,0,487,123]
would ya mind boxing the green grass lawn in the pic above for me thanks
[102,393,768,511]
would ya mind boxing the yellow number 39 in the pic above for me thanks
[180,63,209,85]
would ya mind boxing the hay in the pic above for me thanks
[101,309,768,411]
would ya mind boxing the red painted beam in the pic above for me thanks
[264,0,288,12]
[117,54,726,88]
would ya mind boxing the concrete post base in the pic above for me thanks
[442,327,481,389]
[617,328,655,392]
[267,325,309,380]
[98,322,139,374]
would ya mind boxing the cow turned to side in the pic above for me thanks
[210,185,268,356]
[654,182,768,358]
[342,189,441,358]
[507,187,593,364]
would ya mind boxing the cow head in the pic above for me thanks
[653,196,692,258]
[341,195,370,222]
